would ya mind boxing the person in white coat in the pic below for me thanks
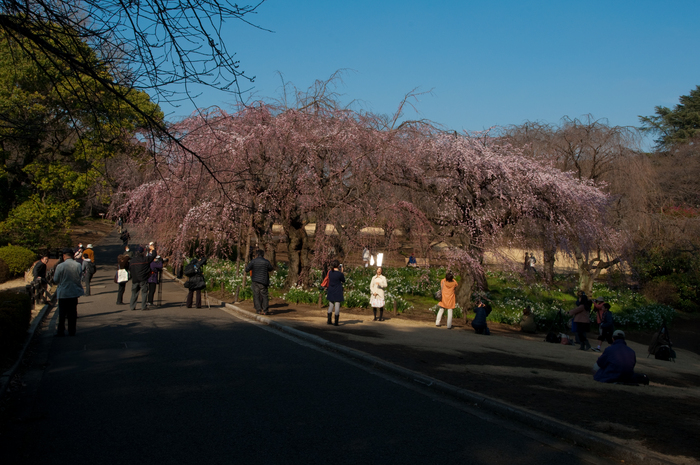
[369,267,388,321]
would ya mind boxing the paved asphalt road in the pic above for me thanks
[1,233,610,465]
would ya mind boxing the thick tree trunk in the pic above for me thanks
[575,248,619,295]
[265,242,277,268]
[456,265,489,320]
[542,244,556,285]
[285,216,311,288]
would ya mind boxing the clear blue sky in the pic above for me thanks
[160,0,700,145]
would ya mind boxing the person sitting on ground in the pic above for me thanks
[593,330,648,384]
[471,297,492,335]
[407,253,418,268]
[594,302,614,352]
[520,306,536,333]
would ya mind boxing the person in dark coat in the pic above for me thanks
[244,250,274,315]
[326,260,345,326]
[185,257,207,308]
[32,254,51,303]
[593,330,648,384]
[147,256,163,305]
[129,247,153,310]
[471,297,492,335]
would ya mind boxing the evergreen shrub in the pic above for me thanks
[0,245,37,277]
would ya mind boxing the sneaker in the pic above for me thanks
[593,347,601,352]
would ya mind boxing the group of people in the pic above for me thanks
[46,235,652,385]
[568,292,616,352]
[116,241,165,310]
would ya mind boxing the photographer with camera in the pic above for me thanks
[471,295,493,335]
[184,257,207,308]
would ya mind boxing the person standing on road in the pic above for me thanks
[116,251,131,305]
[53,248,84,336]
[435,271,458,329]
[81,252,96,296]
[120,230,131,247]
[326,260,345,326]
[185,257,207,308]
[148,255,163,305]
[245,250,274,315]
[369,266,388,321]
[129,247,153,310]
[83,244,95,263]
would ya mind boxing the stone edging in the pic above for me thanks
[0,302,52,399]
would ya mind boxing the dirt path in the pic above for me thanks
[212,293,700,463]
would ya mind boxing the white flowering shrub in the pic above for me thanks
[283,285,319,305]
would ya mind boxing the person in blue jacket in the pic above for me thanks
[326,260,345,326]
[593,330,648,384]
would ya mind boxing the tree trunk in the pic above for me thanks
[575,248,620,295]
[265,242,277,268]
[542,244,556,286]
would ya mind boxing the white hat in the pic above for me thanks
[86,244,93,249]
[613,330,625,339]
[149,241,154,246]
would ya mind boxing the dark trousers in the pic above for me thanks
[472,322,490,335]
[83,272,93,296]
[186,289,201,308]
[117,282,126,304]
[251,281,269,312]
[598,327,614,344]
[148,282,157,304]
[130,280,148,310]
[577,322,591,348]
[57,297,78,336]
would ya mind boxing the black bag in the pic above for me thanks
[89,261,97,275]
[183,262,197,277]
[545,331,561,343]
[655,345,672,361]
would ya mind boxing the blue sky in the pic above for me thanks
[160,0,700,146]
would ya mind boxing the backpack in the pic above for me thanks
[545,331,561,343]
[183,262,197,277]
[655,345,672,361]
[89,261,97,274]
